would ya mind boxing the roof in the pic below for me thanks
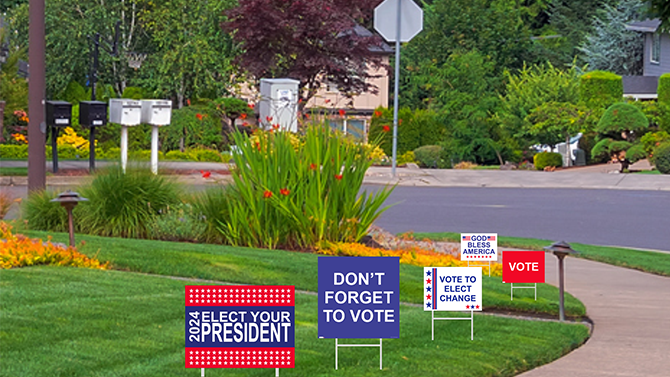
[622,75,659,95]
[626,19,662,33]
[339,24,394,55]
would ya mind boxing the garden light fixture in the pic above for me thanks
[51,190,88,247]
[544,240,579,321]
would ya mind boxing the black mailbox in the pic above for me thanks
[46,101,72,127]
[79,101,108,128]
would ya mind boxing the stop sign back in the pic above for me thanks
[502,251,545,283]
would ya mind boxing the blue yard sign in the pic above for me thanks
[318,256,400,339]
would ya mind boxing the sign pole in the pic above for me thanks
[391,0,401,177]
[200,367,204,377]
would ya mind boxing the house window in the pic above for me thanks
[651,33,661,64]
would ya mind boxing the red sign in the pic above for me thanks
[502,251,545,283]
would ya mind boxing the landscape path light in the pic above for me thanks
[50,190,88,247]
[544,240,579,321]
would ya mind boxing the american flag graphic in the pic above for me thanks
[488,236,496,241]
[185,285,295,369]
[462,235,471,241]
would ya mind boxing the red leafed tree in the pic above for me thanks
[224,0,386,107]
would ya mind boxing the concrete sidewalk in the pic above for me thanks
[519,253,670,376]
[2,160,669,190]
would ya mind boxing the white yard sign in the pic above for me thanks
[460,233,498,261]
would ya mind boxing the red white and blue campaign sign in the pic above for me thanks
[185,285,295,369]
[461,233,498,261]
[502,251,545,283]
[424,267,482,311]
[318,256,399,339]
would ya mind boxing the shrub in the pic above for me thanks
[23,190,70,232]
[165,150,190,160]
[77,168,181,238]
[128,150,165,161]
[413,145,443,168]
[659,73,670,105]
[580,70,623,109]
[368,107,442,156]
[653,142,670,174]
[0,191,16,220]
[397,151,416,165]
[641,131,670,156]
[148,203,206,242]
[0,144,28,159]
[99,147,121,160]
[533,152,563,170]
[596,102,648,136]
[163,106,223,151]
[222,125,393,249]
[121,86,148,100]
[188,148,223,162]
[0,222,108,269]
[192,187,232,244]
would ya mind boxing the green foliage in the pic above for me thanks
[0,144,28,159]
[192,187,232,244]
[22,190,69,232]
[147,203,206,242]
[641,131,670,156]
[625,144,646,164]
[369,107,443,157]
[596,102,648,137]
[128,150,165,161]
[591,138,613,161]
[121,86,148,100]
[187,148,223,162]
[0,46,28,120]
[524,102,592,147]
[533,152,563,170]
[397,151,416,165]
[76,168,181,238]
[162,106,223,151]
[653,142,670,174]
[164,150,190,160]
[579,71,623,109]
[59,80,88,104]
[579,0,645,76]
[222,125,393,249]
[413,145,444,168]
[213,97,252,119]
[659,73,670,105]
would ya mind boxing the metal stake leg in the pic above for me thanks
[151,125,159,174]
[431,310,434,340]
[276,367,279,376]
[200,367,204,377]
[335,338,338,370]
[471,310,474,341]
[120,126,128,173]
[379,338,383,370]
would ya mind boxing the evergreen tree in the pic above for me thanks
[579,0,645,75]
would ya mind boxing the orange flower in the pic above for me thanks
[248,103,255,109]
[200,170,211,179]
[242,122,249,127]
[256,142,261,151]
[304,113,310,119]
[195,113,203,121]
[334,174,343,180]
[339,109,346,117]
[272,124,280,130]
[325,99,331,104]
[240,113,247,120]
[187,99,191,106]
[374,110,383,117]
[266,116,273,122]
[399,119,403,125]
[309,163,317,170]
[280,188,290,196]
[263,190,273,198]
[382,125,390,132]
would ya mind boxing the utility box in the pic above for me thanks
[109,99,142,126]
[140,100,172,126]
[46,101,72,127]
[259,78,299,132]
[79,101,108,128]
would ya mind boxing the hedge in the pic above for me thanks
[659,73,670,105]
[534,152,563,170]
[580,71,623,109]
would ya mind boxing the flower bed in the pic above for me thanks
[0,222,108,269]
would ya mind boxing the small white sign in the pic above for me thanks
[424,267,482,311]
[92,120,103,126]
[460,233,497,261]
[55,118,69,125]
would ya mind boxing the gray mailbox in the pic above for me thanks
[109,99,141,126]
[259,78,299,132]
[46,101,73,127]
[79,101,108,128]
[140,100,172,126]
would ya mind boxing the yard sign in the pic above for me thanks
[461,233,498,261]
[185,285,295,370]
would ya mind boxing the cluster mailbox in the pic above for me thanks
[79,101,108,128]
[46,101,72,127]
[109,99,141,126]
[140,100,172,125]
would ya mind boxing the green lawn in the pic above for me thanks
[0,167,29,176]
[25,231,586,317]
[0,267,589,377]
[412,232,670,277]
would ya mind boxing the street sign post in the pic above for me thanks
[374,0,423,176]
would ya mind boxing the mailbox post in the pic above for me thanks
[140,100,172,174]
[109,99,142,172]
[46,101,73,173]
[79,101,108,173]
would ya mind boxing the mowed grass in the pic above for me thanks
[25,231,585,317]
[0,267,589,377]
[412,232,670,278]
[0,167,29,176]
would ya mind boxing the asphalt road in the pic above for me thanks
[371,186,670,252]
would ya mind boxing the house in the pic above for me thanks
[624,19,670,99]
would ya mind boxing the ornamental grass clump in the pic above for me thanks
[0,222,108,269]
[221,125,394,249]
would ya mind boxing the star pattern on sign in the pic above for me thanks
[187,349,294,368]
[186,286,294,305]
[426,294,431,300]
[426,286,431,292]
[426,278,431,284]
[426,270,431,276]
